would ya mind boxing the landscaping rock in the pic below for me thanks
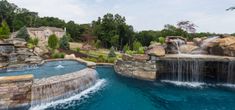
[122,54,133,61]
[193,37,203,46]
[8,38,27,47]
[65,54,76,59]
[146,45,165,57]
[165,36,186,54]
[179,45,199,54]
[114,59,157,81]
[132,54,149,62]
[34,47,48,56]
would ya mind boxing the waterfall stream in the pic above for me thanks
[31,68,98,108]
[228,61,235,84]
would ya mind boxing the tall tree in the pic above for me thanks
[16,26,29,41]
[0,20,10,39]
[177,21,197,33]
[48,34,58,51]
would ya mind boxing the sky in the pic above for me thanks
[8,0,235,33]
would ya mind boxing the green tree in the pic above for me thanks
[0,20,10,39]
[110,35,119,48]
[108,46,116,57]
[48,34,58,51]
[133,41,142,51]
[158,37,165,44]
[123,44,130,53]
[92,13,134,49]
[16,26,29,41]
[59,35,70,50]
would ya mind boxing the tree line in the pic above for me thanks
[0,0,220,50]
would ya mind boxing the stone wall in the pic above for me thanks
[114,54,157,81]
[0,75,33,109]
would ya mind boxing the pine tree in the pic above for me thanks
[0,20,10,39]
[16,26,29,41]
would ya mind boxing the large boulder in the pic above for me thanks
[217,36,235,56]
[25,56,42,64]
[193,37,203,46]
[165,36,186,54]
[5,38,27,47]
[179,45,199,54]
[34,47,48,56]
[146,45,165,57]
[203,36,235,56]
[65,54,76,59]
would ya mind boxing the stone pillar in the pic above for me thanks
[0,75,33,109]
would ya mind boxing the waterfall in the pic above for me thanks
[31,68,98,108]
[159,58,204,82]
[172,38,185,54]
[227,61,235,84]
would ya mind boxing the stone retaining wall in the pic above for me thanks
[0,75,33,109]
[114,54,157,81]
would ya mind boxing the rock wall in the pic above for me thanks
[114,54,157,81]
[0,75,33,109]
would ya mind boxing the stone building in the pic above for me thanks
[26,26,66,45]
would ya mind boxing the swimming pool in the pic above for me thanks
[0,60,86,79]
[31,66,235,110]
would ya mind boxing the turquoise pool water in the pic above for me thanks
[37,67,235,110]
[0,60,86,79]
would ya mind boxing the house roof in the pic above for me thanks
[27,26,64,32]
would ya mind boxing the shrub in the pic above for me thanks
[28,38,39,47]
[107,57,116,63]
[126,50,135,55]
[51,52,65,58]
[137,47,145,54]
[159,37,165,44]
[16,26,29,41]
[48,34,58,50]
[98,55,105,62]
[51,53,59,58]
[76,47,80,52]
[133,41,142,51]
[108,46,116,57]
[84,57,97,62]
[95,40,101,49]
[0,20,10,39]
[123,44,130,53]
[27,43,34,49]
[59,35,70,50]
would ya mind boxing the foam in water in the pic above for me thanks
[55,65,64,69]
[30,79,106,110]
[161,80,205,88]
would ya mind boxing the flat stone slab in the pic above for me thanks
[0,74,33,83]
[158,54,235,62]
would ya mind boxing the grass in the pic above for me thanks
[69,42,122,63]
